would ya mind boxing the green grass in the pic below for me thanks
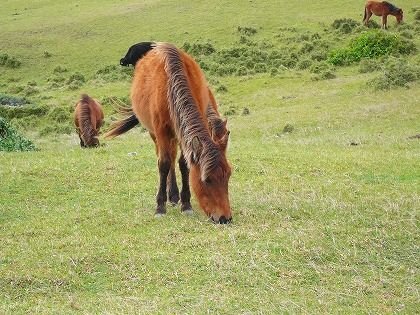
[1,0,419,313]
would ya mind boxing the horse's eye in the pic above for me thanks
[204,178,212,185]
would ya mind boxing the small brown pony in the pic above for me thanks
[106,42,232,223]
[74,94,104,147]
[363,1,403,29]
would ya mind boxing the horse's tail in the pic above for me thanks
[120,42,155,66]
[363,6,367,22]
[104,109,139,139]
[79,94,97,145]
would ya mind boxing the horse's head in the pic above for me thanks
[84,136,100,147]
[189,135,232,224]
[120,58,129,66]
[396,9,403,23]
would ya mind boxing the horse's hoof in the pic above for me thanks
[182,209,194,216]
[154,213,166,218]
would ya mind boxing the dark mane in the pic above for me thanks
[383,1,399,13]
[157,43,221,180]
[79,94,96,145]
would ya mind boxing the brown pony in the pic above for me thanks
[74,94,104,147]
[106,43,232,223]
[363,1,403,29]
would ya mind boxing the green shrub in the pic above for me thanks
[66,72,85,90]
[0,104,48,119]
[358,58,380,73]
[182,41,216,56]
[415,11,420,21]
[368,58,420,90]
[0,117,36,151]
[332,18,359,33]
[48,106,71,123]
[297,59,312,70]
[0,94,30,106]
[94,65,132,82]
[0,53,21,68]
[328,30,416,66]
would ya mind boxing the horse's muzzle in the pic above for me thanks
[211,215,232,224]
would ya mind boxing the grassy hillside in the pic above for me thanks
[1,0,419,313]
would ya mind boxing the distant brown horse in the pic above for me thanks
[74,94,104,147]
[363,1,403,29]
[106,42,232,223]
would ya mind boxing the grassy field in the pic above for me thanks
[1,0,419,313]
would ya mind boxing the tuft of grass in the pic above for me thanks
[237,26,258,36]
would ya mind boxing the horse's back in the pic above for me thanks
[74,95,103,131]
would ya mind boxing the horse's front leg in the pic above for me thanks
[179,151,193,214]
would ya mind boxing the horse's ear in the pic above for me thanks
[191,136,203,163]
[219,130,230,151]
[222,118,228,129]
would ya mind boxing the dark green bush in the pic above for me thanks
[0,94,30,106]
[182,41,216,56]
[0,117,36,152]
[332,18,359,33]
[358,58,380,73]
[368,58,420,90]
[48,106,71,123]
[297,59,313,70]
[66,72,85,90]
[94,65,132,82]
[0,104,48,119]
[0,53,21,68]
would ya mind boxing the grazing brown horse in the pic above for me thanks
[74,94,104,147]
[106,42,232,223]
[363,1,403,29]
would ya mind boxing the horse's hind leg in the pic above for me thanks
[156,151,171,215]
[167,138,180,205]
[364,9,372,26]
[154,126,177,215]
[382,15,388,29]
[179,151,193,214]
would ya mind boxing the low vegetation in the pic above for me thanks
[0,117,36,151]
